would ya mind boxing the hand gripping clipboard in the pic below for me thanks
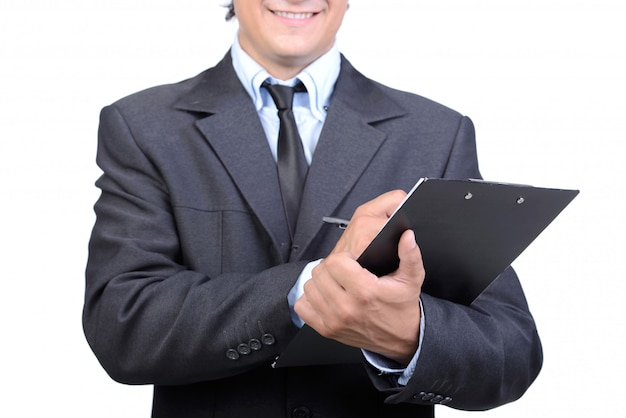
[357,178,579,304]
[273,178,579,368]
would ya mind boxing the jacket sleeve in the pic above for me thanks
[82,104,303,386]
[366,114,543,410]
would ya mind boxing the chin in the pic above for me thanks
[275,43,327,63]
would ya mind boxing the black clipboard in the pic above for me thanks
[273,178,579,368]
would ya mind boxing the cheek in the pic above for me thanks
[321,17,344,44]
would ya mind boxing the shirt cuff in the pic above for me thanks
[362,299,425,386]
[287,259,322,327]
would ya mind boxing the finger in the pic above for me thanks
[301,260,349,318]
[352,189,407,220]
[332,190,408,257]
[319,253,377,296]
[394,230,425,286]
[294,293,315,325]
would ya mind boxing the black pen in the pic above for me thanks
[322,216,350,229]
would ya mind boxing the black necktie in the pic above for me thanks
[262,81,308,240]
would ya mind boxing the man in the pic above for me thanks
[83,1,543,417]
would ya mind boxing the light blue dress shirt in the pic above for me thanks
[230,36,422,385]
[231,36,338,164]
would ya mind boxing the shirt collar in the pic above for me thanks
[231,34,340,121]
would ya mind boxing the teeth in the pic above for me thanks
[274,11,314,19]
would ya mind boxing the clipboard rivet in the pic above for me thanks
[517,197,525,204]
[464,193,473,200]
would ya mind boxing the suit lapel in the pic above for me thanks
[174,52,292,259]
[294,57,407,258]
[173,53,407,263]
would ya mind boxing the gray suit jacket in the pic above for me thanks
[83,52,542,418]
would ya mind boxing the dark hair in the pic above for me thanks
[224,2,235,21]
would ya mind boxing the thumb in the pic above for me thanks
[395,230,426,286]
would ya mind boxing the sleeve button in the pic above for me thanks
[292,406,311,418]
[226,349,240,360]
[237,343,251,355]
[262,333,276,346]
[249,338,262,351]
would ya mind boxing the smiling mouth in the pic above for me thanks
[272,10,316,19]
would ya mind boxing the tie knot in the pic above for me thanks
[262,81,306,110]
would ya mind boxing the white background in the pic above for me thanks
[1,1,624,416]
